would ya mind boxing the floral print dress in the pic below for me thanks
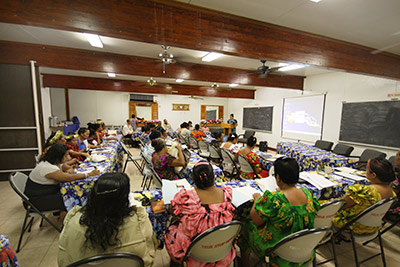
[152,153,179,180]
[240,151,268,179]
[239,189,320,267]
[165,187,236,266]
[386,173,400,220]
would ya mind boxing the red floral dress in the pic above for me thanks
[240,151,268,179]
[165,187,235,266]
[67,143,83,161]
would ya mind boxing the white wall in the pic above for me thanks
[50,88,66,121]
[41,87,52,139]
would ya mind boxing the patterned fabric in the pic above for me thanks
[77,138,86,151]
[240,151,266,180]
[60,140,123,211]
[165,187,236,266]
[142,144,155,166]
[180,151,225,183]
[277,142,356,171]
[0,235,20,267]
[67,143,84,161]
[333,184,395,235]
[152,153,180,180]
[386,173,400,220]
[190,130,205,141]
[227,119,237,134]
[238,189,320,267]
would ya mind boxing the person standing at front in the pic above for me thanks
[227,114,238,134]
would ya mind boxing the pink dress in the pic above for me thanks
[165,187,235,266]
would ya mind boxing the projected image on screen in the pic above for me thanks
[282,94,326,141]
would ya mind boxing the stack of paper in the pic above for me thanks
[255,178,278,193]
[335,167,357,174]
[162,179,193,204]
[334,172,366,181]
[231,186,263,207]
[299,172,336,190]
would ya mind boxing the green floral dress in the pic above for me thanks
[239,188,320,267]
[332,184,395,235]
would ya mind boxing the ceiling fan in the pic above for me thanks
[158,45,176,74]
[200,83,231,90]
[254,60,280,77]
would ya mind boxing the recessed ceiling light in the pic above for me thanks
[278,64,305,71]
[310,0,321,2]
[202,52,223,62]
[83,33,103,48]
[107,72,116,77]
[229,83,239,87]
[176,79,184,83]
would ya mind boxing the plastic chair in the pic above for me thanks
[120,142,144,174]
[181,221,242,267]
[334,197,396,267]
[66,252,144,267]
[237,154,257,179]
[188,136,199,152]
[198,140,210,158]
[209,145,222,165]
[9,172,62,252]
[237,130,255,144]
[314,199,346,267]
[140,152,156,190]
[388,155,396,168]
[352,149,387,170]
[332,144,354,157]
[314,140,334,151]
[255,227,330,267]
[220,149,240,179]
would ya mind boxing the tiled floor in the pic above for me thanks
[1,147,399,266]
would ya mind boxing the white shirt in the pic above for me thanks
[29,161,60,185]
[122,124,133,136]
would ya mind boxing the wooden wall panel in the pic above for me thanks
[0,41,304,90]
[0,0,399,79]
[42,74,255,99]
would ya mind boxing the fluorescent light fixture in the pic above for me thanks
[229,83,239,87]
[107,72,116,77]
[176,79,184,83]
[202,52,223,62]
[310,0,321,2]
[83,33,103,48]
[278,64,305,72]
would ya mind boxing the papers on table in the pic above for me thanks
[88,154,107,162]
[231,186,263,208]
[162,179,193,204]
[259,153,285,161]
[255,177,278,193]
[128,192,139,207]
[333,172,366,181]
[299,172,336,190]
[335,167,357,173]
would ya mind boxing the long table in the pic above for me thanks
[180,151,226,183]
[60,140,123,211]
[277,142,356,171]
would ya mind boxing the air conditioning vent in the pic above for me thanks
[130,94,154,102]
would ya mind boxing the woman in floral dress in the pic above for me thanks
[333,158,396,235]
[236,136,269,179]
[238,157,320,266]
[165,161,236,266]
[151,138,185,180]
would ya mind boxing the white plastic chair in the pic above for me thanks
[334,197,396,267]
[67,252,144,267]
[209,145,222,165]
[220,149,240,179]
[198,140,210,158]
[256,227,330,267]
[188,136,199,153]
[181,221,241,266]
[237,154,257,179]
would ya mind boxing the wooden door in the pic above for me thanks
[128,102,158,120]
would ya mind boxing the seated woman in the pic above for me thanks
[238,158,320,266]
[40,130,66,160]
[98,122,119,141]
[201,122,210,133]
[151,138,185,180]
[210,132,224,152]
[385,150,400,221]
[191,124,205,141]
[77,128,99,150]
[155,126,168,139]
[58,173,156,267]
[236,136,269,179]
[24,144,100,217]
[333,158,396,236]
[66,134,90,162]
[140,126,151,144]
[221,133,241,154]
[165,161,235,266]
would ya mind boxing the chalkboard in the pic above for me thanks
[243,106,273,132]
[339,101,400,148]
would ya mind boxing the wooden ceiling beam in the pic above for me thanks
[0,41,304,90]
[0,0,399,80]
[42,74,255,99]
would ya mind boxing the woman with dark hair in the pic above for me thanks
[210,132,224,152]
[238,158,320,266]
[155,126,167,139]
[385,150,400,221]
[151,138,185,180]
[333,158,396,235]
[77,128,99,150]
[237,136,269,179]
[25,144,100,215]
[221,133,240,154]
[190,124,205,141]
[66,134,90,161]
[58,173,156,267]
[165,161,235,266]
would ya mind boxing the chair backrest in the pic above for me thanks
[67,253,144,267]
[177,133,187,145]
[183,221,241,263]
[9,172,29,201]
[332,144,354,157]
[209,145,222,160]
[198,140,210,153]
[244,130,255,139]
[314,199,346,228]
[189,136,199,149]
[388,155,396,168]
[314,140,334,151]
[237,154,257,178]
[355,197,396,227]
[359,149,387,163]
[272,227,330,263]
[221,149,235,165]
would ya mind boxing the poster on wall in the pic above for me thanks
[172,104,190,111]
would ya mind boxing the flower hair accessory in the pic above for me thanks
[65,134,78,141]
[49,130,63,145]
[194,161,210,167]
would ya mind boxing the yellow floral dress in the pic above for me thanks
[239,189,320,267]
[333,184,395,235]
